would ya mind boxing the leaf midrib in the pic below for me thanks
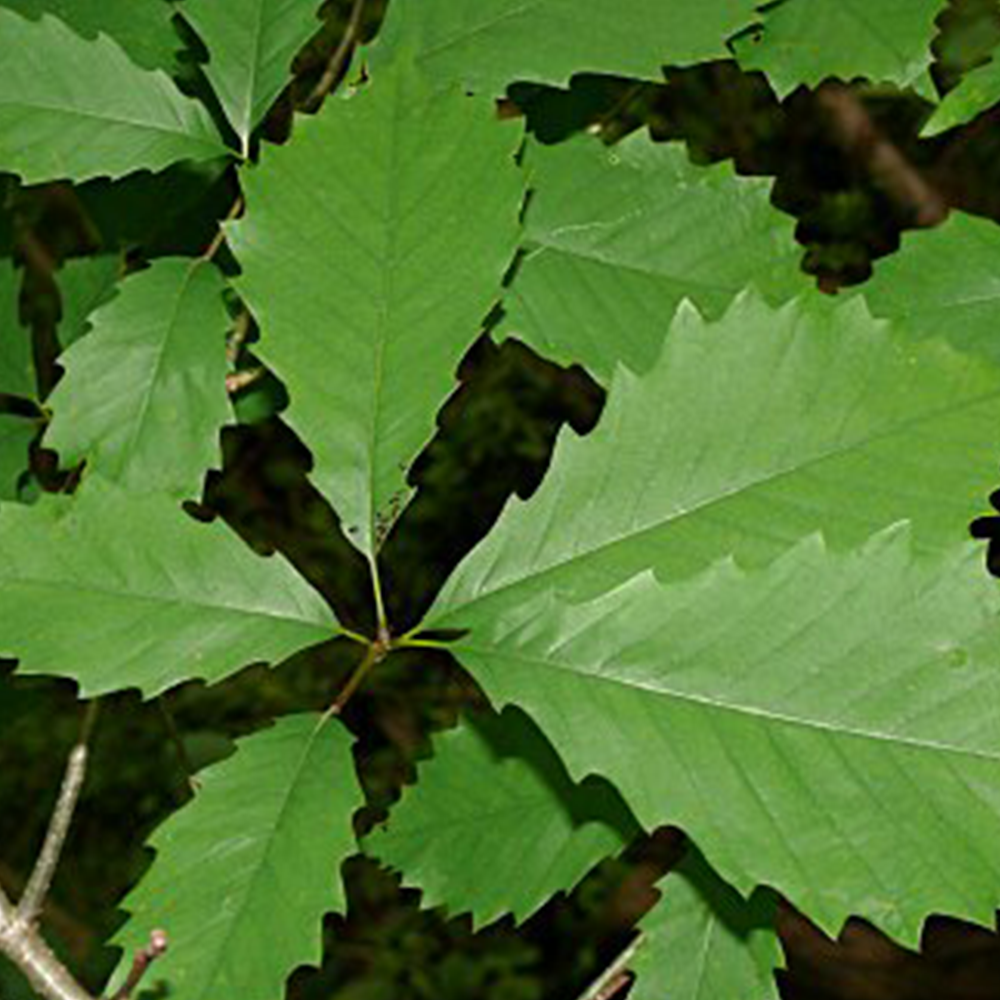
[436,386,1000,620]
[460,640,1000,764]
[2,575,331,629]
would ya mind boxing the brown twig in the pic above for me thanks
[305,0,366,112]
[573,936,642,1000]
[201,195,244,263]
[157,699,200,796]
[816,83,948,228]
[225,367,265,395]
[108,929,169,1000]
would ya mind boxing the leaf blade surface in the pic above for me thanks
[112,715,362,1000]
[229,56,523,557]
[373,0,760,96]
[0,479,336,696]
[44,258,231,498]
[366,708,638,927]
[450,529,1000,940]
[0,8,227,184]
[505,132,806,381]
[181,0,322,152]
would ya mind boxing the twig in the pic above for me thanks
[305,0,366,112]
[318,633,390,726]
[157,699,200,796]
[573,936,642,1000]
[201,195,244,263]
[0,706,100,1000]
[225,367,265,395]
[18,704,97,927]
[108,929,169,1000]
[816,83,948,227]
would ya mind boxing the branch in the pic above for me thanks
[304,0,366,112]
[18,706,96,925]
[108,930,169,1000]
[573,935,642,1000]
[816,83,948,228]
[0,706,98,1000]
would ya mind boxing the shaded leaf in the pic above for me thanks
[229,55,523,558]
[365,707,639,927]
[45,258,231,497]
[858,211,1000,364]
[448,528,1000,940]
[55,254,121,349]
[112,714,362,1000]
[632,847,779,1000]
[0,8,227,184]
[733,0,942,98]
[373,0,760,96]
[0,415,35,501]
[0,0,181,72]
[0,478,335,697]
[181,0,323,154]
[923,54,1000,135]
[0,260,33,399]
[432,291,1000,623]
[504,132,806,381]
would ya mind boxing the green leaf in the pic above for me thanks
[0,260,33,399]
[44,258,231,497]
[228,55,523,559]
[448,527,1000,940]
[112,714,362,1000]
[0,0,182,72]
[181,0,323,154]
[55,254,121,349]
[857,212,1000,365]
[632,847,778,1000]
[432,291,1000,623]
[0,478,336,697]
[365,708,639,927]
[733,0,943,98]
[372,0,760,96]
[0,415,35,501]
[923,55,1000,135]
[0,8,227,184]
[503,132,807,382]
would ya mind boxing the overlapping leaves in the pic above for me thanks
[180,0,323,153]
[503,131,805,381]
[430,290,1000,941]
[732,0,944,97]
[0,7,226,184]
[366,708,638,927]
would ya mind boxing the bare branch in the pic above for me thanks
[573,936,642,1000]
[18,746,86,927]
[0,705,100,1000]
[305,0,366,112]
[109,929,169,1000]
[816,83,948,228]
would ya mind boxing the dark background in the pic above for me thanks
[4,1,1000,997]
